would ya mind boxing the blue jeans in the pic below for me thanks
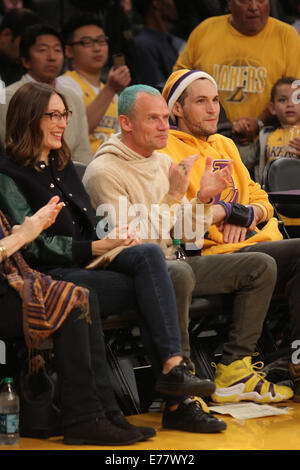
[45,243,182,375]
[109,243,182,372]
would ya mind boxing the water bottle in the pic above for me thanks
[0,377,19,445]
[173,239,186,260]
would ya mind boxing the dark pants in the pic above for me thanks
[44,244,182,376]
[238,238,300,343]
[0,285,119,427]
[165,252,277,365]
[54,289,120,425]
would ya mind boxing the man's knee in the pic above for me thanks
[167,260,196,295]
[246,252,277,287]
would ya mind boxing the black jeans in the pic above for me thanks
[0,285,119,427]
[44,244,182,376]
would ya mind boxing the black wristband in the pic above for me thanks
[227,203,251,227]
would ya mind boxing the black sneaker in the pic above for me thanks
[106,410,156,440]
[155,360,216,397]
[162,399,227,433]
[63,417,143,446]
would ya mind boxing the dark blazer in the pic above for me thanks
[0,153,98,267]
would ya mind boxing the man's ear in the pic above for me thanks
[21,56,30,71]
[172,101,183,118]
[64,44,74,60]
[119,114,133,132]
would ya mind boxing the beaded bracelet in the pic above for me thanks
[0,243,8,263]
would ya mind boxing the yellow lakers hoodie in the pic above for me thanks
[161,129,282,255]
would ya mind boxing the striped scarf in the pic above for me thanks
[0,210,90,351]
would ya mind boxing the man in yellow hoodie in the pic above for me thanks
[161,69,300,399]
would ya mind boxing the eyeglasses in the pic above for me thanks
[235,0,268,4]
[43,110,73,123]
[69,35,109,48]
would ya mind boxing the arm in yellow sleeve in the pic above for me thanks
[248,179,274,223]
[230,141,273,223]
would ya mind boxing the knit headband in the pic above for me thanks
[162,69,218,120]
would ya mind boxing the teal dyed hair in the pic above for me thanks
[118,84,161,118]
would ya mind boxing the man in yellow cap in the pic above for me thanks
[83,83,293,412]
[161,69,300,400]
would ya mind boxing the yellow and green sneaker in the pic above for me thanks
[212,356,294,404]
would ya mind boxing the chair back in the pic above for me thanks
[262,157,300,218]
[73,161,87,181]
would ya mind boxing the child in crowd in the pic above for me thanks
[257,76,300,236]
[258,77,300,178]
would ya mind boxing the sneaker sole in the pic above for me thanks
[162,420,227,433]
[212,383,294,403]
[156,381,216,397]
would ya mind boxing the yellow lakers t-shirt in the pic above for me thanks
[265,125,300,226]
[62,70,119,154]
[266,126,300,162]
[174,16,300,124]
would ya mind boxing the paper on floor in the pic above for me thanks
[209,402,290,419]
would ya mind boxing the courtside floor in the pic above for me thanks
[1,400,300,452]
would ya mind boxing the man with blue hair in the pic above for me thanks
[83,84,292,432]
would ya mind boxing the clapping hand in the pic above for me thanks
[12,196,64,245]
[168,154,199,201]
[198,156,233,203]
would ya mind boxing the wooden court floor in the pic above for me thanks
[1,400,300,452]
